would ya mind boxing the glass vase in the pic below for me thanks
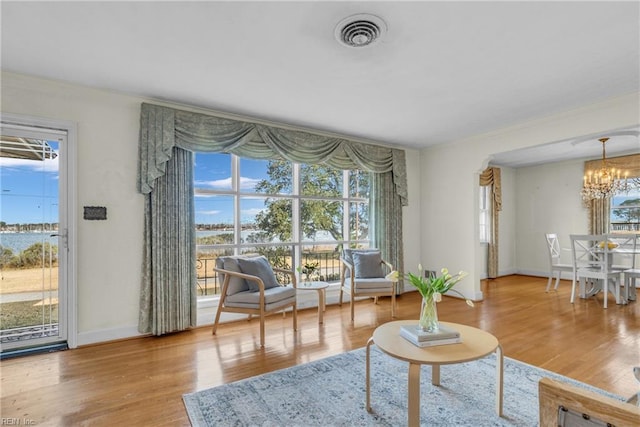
[419,295,439,332]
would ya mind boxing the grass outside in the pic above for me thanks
[1,267,59,330]
[0,300,58,330]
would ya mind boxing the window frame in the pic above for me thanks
[609,181,640,233]
[479,185,491,244]
[194,153,370,299]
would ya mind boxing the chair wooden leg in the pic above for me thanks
[259,316,265,348]
[350,298,355,323]
[391,292,396,318]
[339,287,343,307]
[554,272,561,290]
[292,303,298,331]
[546,273,553,292]
[212,299,224,335]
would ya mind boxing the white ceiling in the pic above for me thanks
[1,1,639,166]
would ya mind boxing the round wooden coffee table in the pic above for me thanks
[366,320,503,427]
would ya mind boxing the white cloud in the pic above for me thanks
[241,208,265,216]
[195,176,261,190]
[239,176,261,190]
[196,177,232,189]
[197,210,222,216]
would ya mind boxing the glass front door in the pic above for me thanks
[0,126,68,353]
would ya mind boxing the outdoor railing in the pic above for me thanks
[610,222,640,232]
[196,250,342,297]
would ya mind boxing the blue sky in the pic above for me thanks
[0,140,59,225]
[193,153,270,225]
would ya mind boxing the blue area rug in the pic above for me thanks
[183,346,623,426]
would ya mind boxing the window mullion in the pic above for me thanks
[232,154,241,253]
[292,163,301,272]
[343,170,350,247]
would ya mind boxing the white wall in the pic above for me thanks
[420,92,640,300]
[1,71,424,345]
[515,159,588,278]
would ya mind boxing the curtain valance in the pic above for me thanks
[584,153,640,178]
[138,103,408,206]
[479,167,502,211]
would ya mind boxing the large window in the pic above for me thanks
[194,153,370,296]
[479,185,491,243]
[610,184,640,233]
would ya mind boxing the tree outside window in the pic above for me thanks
[193,154,370,296]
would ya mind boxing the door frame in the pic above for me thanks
[1,112,78,349]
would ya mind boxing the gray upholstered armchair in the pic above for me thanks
[212,255,297,347]
[339,248,396,322]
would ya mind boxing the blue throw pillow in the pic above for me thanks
[237,256,280,292]
[216,256,249,295]
[353,251,384,278]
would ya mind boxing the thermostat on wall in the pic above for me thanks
[84,206,107,220]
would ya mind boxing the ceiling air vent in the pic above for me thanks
[335,14,387,48]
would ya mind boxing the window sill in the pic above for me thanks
[196,282,343,327]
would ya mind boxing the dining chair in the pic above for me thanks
[339,248,396,322]
[570,234,624,308]
[212,254,297,347]
[544,233,573,292]
[607,233,639,302]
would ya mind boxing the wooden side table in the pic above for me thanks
[297,281,329,324]
[366,320,503,427]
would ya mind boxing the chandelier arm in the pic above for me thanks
[581,137,636,202]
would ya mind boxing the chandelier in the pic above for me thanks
[580,137,632,201]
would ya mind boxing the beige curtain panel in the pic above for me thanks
[480,167,502,279]
[587,198,610,235]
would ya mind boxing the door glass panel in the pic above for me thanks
[1,135,64,349]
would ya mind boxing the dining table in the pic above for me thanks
[564,237,639,304]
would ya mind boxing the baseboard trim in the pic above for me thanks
[77,326,145,347]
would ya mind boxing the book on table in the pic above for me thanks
[400,324,462,347]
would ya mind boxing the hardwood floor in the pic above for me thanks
[1,275,638,426]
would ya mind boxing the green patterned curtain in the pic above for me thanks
[139,147,196,335]
[371,171,405,293]
[137,103,408,334]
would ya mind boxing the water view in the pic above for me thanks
[0,232,58,253]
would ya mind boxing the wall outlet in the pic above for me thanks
[424,270,437,279]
